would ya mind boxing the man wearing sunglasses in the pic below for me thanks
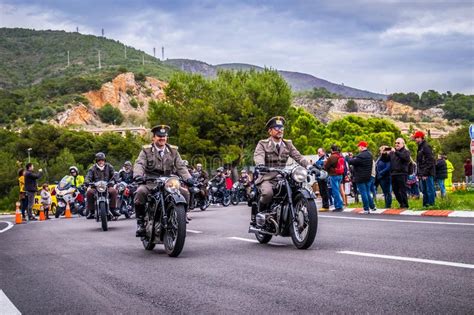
[389,138,411,209]
[253,116,310,225]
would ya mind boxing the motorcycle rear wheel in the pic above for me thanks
[99,202,108,231]
[290,195,318,249]
[164,204,186,257]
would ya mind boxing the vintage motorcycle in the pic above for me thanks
[188,182,209,211]
[207,181,231,207]
[88,180,115,231]
[248,165,326,249]
[140,176,188,257]
[54,176,86,218]
[231,181,249,205]
[115,181,136,218]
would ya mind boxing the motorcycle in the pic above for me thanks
[88,180,115,231]
[140,176,188,257]
[207,181,231,207]
[231,182,249,205]
[188,182,209,211]
[248,166,325,249]
[115,181,136,218]
[54,177,86,218]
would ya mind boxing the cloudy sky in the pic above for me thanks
[1,0,473,94]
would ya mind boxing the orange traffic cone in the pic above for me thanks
[65,203,72,219]
[15,202,23,224]
[39,205,45,221]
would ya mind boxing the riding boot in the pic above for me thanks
[250,201,258,226]
[135,204,146,237]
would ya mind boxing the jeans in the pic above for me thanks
[317,179,330,208]
[330,175,343,209]
[436,178,446,197]
[420,176,436,207]
[356,181,375,211]
[26,191,35,218]
[370,176,377,201]
[378,177,392,208]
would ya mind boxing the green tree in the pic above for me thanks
[97,103,124,125]
[346,99,357,112]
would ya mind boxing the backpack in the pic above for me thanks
[335,156,345,175]
[408,158,416,176]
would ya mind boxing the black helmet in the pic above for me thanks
[95,152,106,162]
[124,161,132,167]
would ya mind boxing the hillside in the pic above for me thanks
[164,59,387,100]
[0,28,178,89]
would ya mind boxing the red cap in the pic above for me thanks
[412,131,425,139]
[357,141,368,148]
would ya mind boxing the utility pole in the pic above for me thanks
[124,46,127,59]
[102,28,104,37]
[76,26,79,33]
[98,50,102,69]
[162,46,164,60]
[142,54,145,66]
[153,47,156,58]
[67,50,70,67]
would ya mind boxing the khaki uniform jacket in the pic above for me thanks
[254,137,308,184]
[133,143,191,180]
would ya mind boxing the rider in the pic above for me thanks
[193,163,209,197]
[238,169,252,198]
[85,152,120,218]
[133,125,195,237]
[67,166,85,188]
[252,116,310,226]
[118,161,134,184]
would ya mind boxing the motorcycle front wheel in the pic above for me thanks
[55,207,64,218]
[290,195,318,249]
[200,199,209,211]
[164,203,186,257]
[231,192,239,205]
[222,193,231,207]
[99,202,108,231]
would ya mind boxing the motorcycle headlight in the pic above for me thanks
[96,181,107,193]
[318,170,328,181]
[292,166,308,183]
[164,177,181,194]
[232,182,239,189]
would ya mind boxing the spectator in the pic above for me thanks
[24,163,43,221]
[18,169,28,220]
[348,141,375,214]
[413,131,436,207]
[390,138,411,208]
[370,158,377,201]
[314,148,330,211]
[376,146,392,208]
[464,159,472,184]
[407,162,420,199]
[40,184,52,220]
[445,155,454,191]
[324,145,344,212]
[435,154,447,198]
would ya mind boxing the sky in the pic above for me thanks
[1,0,473,94]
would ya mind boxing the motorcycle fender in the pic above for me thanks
[165,193,187,206]
[297,187,315,200]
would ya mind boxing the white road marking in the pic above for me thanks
[0,290,21,314]
[338,251,474,269]
[228,236,286,246]
[319,215,474,226]
[0,221,14,234]
[186,229,203,234]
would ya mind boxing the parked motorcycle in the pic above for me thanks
[115,181,136,218]
[248,166,325,249]
[88,180,115,231]
[188,182,209,211]
[140,176,188,257]
[54,177,86,218]
[207,182,231,207]
[231,182,249,205]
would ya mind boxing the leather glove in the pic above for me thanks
[134,176,144,184]
[186,177,197,187]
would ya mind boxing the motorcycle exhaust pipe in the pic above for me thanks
[248,226,273,235]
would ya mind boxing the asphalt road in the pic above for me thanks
[1,204,473,314]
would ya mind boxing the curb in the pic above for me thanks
[329,208,474,218]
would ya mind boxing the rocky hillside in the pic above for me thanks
[164,59,387,100]
[51,72,166,127]
[294,97,457,138]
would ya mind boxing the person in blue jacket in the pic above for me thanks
[376,146,392,208]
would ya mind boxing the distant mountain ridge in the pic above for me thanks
[164,59,386,100]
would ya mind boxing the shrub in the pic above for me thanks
[97,103,124,125]
[346,99,358,112]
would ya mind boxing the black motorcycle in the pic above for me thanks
[231,182,249,205]
[89,180,114,231]
[115,181,136,218]
[249,166,324,249]
[207,182,231,207]
[188,182,209,211]
[140,176,188,257]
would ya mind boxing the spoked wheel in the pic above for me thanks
[55,207,63,218]
[231,192,239,205]
[222,193,231,207]
[163,204,186,257]
[141,208,156,250]
[122,203,131,219]
[99,203,108,231]
[199,198,209,211]
[255,231,272,244]
[50,204,57,216]
[290,194,318,249]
